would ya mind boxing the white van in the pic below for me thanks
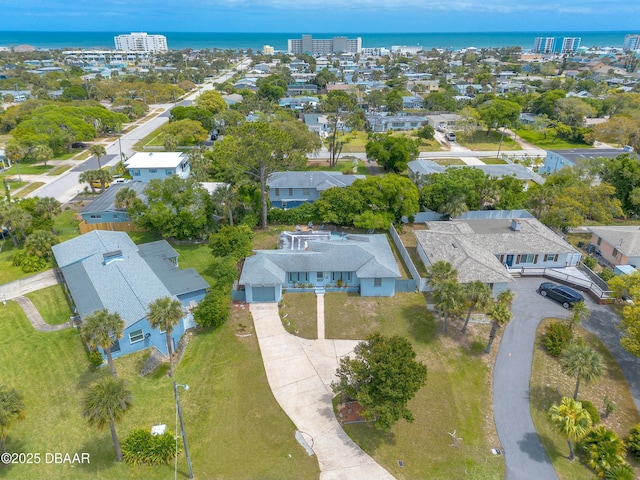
[446,132,456,142]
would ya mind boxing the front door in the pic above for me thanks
[506,255,514,267]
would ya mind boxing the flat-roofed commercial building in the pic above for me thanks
[114,32,168,52]
[288,35,362,55]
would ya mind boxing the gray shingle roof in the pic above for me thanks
[240,234,400,285]
[588,226,640,257]
[408,160,542,183]
[80,181,147,215]
[267,171,365,190]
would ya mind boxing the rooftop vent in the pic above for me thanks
[103,250,123,265]
[511,219,522,231]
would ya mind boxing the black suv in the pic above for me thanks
[538,282,584,308]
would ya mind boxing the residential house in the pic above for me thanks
[366,113,428,132]
[304,113,351,135]
[588,226,640,267]
[125,152,190,182]
[287,84,318,96]
[79,181,146,225]
[267,171,364,209]
[408,160,545,186]
[52,230,209,360]
[402,95,424,109]
[541,148,634,174]
[413,212,581,294]
[239,233,401,303]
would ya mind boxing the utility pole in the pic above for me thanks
[174,382,194,479]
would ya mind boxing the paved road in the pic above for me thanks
[495,277,640,480]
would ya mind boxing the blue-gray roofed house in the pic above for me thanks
[52,230,209,361]
[267,171,365,209]
[239,233,401,303]
[79,181,147,225]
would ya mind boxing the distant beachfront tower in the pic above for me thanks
[114,32,168,52]
[560,37,581,54]
[623,34,640,51]
[288,34,362,55]
[263,45,275,55]
[533,37,555,54]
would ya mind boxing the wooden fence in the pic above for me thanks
[78,221,141,234]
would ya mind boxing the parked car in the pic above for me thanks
[537,282,584,308]
[91,180,110,189]
[71,142,87,149]
[445,131,456,142]
[436,123,447,133]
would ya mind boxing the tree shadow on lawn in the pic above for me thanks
[530,384,563,414]
[0,439,27,478]
[402,304,436,345]
[343,422,397,454]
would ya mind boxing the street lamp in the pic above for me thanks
[174,382,193,479]
[117,123,124,162]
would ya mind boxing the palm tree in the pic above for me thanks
[147,296,185,377]
[81,309,125,378]
[82,377,132,462]
[114,187,140,211]
[425,260,458,290]
[578,426,627,477]
[496,289,515,309]
[560,340,605,400]
[32,144,53,167]
[568,300,590,330]
[163,134,178,151]
[211,184,238,226]
[0,385,26,454]
[79,170,99,194]
[604,464,635,480]
[95,169,113,190]
[548,396,592,461]
[89,144,107,170]
[461,280,492,333]
[33,196,61,232]
[438,194,468,220]
[433,279,465,333]
[485,299,513,354]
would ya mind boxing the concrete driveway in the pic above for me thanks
[495,276,640,480]
[249,303,395,480]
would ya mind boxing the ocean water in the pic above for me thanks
[0,31,632,52]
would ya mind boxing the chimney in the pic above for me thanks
[511,219,521,231]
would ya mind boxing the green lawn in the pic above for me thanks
[25,284,73,325]
[1,299,319,480]
[320,292,503,480]
[516,129,592,150]
[0,163,53,178]
[458,130,522,151]
[47,164,73,176]
[530,318,640,480]
[13,182,45,198]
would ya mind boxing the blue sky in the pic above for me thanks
[1,0,638,32]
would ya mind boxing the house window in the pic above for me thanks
[129,329,144,344]
[544,253,558,262]
[303,188,310,196]
[597,237,602,246]
[165,169,173,175]
[149,169,157,173]
[520,254,535,263]
[613,248,619,258]
[274,188,280,196]
[288,188,293,196]
[373,278,382,287]
[131,169,140,176]
[90,215,102,219]
[317,272,323,281]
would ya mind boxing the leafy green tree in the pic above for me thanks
[548,397,592,461]
[419,167,487,213]
[121,428,180,466]
[208,225,253,262]
[0,203,32,246]
[554,97,596,128]
[32,196,61,232]
[384,89,404,113]
[211,184,238,226]
[461,280,492,334]
[423,91,457,111]
[352,175,419,225]
[132,177,214,240]
[313,68,337,90]
[114,187,142,211]
[161,118,207,146]
[332,332,427,431]
[193,289,231,329]
[314,187,365,226]
[89,144,107,170]
[210,121,307,229]
[560,340,605,400]
[476,98,521,135]
[81,309,126,378]
[568,301,590,330]
[426,260,458,290]
[594,115,639,149]
[532,89,566,118]
[193,90,227,115]
[82,377,133,462]
[0,385,26,454]
[416,124,435,142]
[578,426,627,477]
[32,143,53,167]
[320,91,359,168]
[365,134,419,173]
[601,154,640,215]
[147,296,185,378]
[23,230,58,259]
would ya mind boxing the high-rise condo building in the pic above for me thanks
[288,35,362,55]
[623,34,640,51]
[533,37,555,54]
[114,32,168,52]
[560,37,581,53]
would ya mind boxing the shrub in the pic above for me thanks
[582,256,597,270]
[193,288,231,329]
[266,202,318,226]
[87,350,104,367]
[604,464,634,480]
[12,252,49,273]
[598,269,615,282]
[579,399,601,424]
[626,424,640,460]
[578,426,627,478]
[122,428,180,466]
[541,321,573,357]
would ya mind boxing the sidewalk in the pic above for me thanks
[249,303,395,480]
[13,295,72,332]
